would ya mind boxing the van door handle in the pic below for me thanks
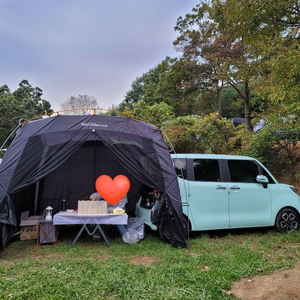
[230,186,240,190]
[215,185,226,190]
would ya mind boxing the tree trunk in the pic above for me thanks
[229,80,252,131]
[215,80,222,113]
[244,81,251,131]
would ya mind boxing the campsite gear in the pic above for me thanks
[62,199,66,211]
[20,211,42,240]
[53,211,128,247]
[0,115,187,249]
[78,200,107,214]
[36,218,57,246]
[45,206,53,220]
[122,217,145,244]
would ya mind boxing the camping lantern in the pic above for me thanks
[45,206,53,220]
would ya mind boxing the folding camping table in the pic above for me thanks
[53,211,128,247]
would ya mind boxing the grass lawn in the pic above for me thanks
[1,226,300,300]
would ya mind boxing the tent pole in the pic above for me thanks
[34,181,40,215]
[94,133,97,183]
[34,144,50,215]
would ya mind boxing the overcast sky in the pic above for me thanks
[0,0,199,111]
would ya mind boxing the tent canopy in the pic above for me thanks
[0,115,187,248]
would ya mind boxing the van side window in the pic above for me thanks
[173,158,187,179]
[193,159,220,181]
[228,160,259,183]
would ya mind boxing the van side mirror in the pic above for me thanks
[256,175,269,188]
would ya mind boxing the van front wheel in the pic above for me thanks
[275,208,299,233]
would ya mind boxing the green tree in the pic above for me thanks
[0,80,53,149]
[220,86,245,118]
[220,85,268,120]
[120,59,174,110]
[157,59,204,115]
[120,57,198,116]
[119,76,145,111]
[13,79,52,115]
[220,0,300,111]
[174,12,225,113]
[174,0,261,130]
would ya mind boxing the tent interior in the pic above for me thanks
[11,139,158,227]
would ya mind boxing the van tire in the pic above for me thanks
[159,218,189,243]
[275,208,299,233]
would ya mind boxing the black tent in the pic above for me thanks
[0,115,187,249]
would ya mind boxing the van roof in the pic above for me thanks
[170,153,256,160]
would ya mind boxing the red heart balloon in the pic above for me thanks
[95,175,130,205]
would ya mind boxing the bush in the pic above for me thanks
[124,101,175,126]
[163,113,238,153]
[238,114,300,179]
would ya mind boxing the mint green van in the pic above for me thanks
[136,154,300,237]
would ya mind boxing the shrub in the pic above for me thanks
[239,113,300,179]
[163,113,238,154]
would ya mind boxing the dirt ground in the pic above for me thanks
[227,262,300,299]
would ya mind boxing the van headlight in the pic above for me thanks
[290,187,299,195]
